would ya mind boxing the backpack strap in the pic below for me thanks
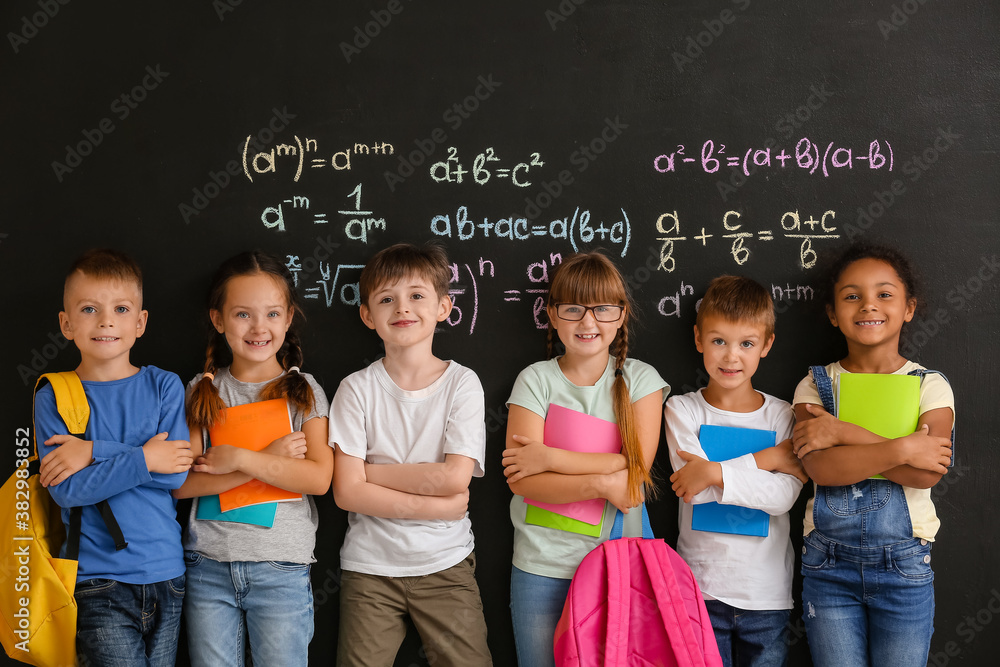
[609,503,654,541]
[637,540,707,667]
[33,373,128,552]
[810,365,837,416]
[602,538,631,667]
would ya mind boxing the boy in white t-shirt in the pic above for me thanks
[665,276,808,667]
[329,243,492,667]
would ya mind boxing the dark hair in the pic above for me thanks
[824,241,921,310]
[65,248,143,299]
[359,242,451,305]
[187,251,314,430]
[697,275,775,338]
[546,251,652,505]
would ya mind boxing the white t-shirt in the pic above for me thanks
[793,360,955,540]
[665,389,800,610]
[329,359,486,577]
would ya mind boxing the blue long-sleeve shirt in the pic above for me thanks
[35,366,189,584]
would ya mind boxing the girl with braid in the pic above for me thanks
[501,251,669,667]
[174,251,332,667]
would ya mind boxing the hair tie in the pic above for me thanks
[615,368,624,378]
[288,366,301,375]
[202,372,215,381]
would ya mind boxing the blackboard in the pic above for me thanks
[3,1,999,664]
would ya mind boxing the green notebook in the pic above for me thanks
[838,373,920,478]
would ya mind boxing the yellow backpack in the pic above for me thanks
[0,372,100,666]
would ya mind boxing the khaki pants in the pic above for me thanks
[337,553,492,667]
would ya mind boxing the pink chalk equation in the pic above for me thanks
[654,138,894,178]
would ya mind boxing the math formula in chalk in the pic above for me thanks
[243,136,395,182]
[262,184,387,244]
[430,205,631,258]
[654,138,894,178]
[429,147,545,187]
[655,208,840,271]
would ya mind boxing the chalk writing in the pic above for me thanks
[243,136,394,182]
[430,147,545,187]
[654,138,894,178]
[262,184,386,243]
[430,206,631,257]
[655,209,840,271]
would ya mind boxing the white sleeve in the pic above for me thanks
[444,369,487,477]
[664,398,724,505]
[328,378,368,460]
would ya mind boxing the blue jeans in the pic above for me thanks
[705,600,789,667]
[509,566,571,667]
[801,532,935,667]
[183,552,313,667]
[74,574,185,667]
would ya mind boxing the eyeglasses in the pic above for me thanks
[554,304,624,322]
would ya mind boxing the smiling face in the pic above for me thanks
[210,272,293,377]
[827,258,916,352]
[59,272,147,374]
[548,302,626,361]
[360,274,452,351]
[695,315,774,394]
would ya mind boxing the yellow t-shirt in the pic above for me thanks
[793,360,955,541]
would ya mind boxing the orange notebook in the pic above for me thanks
[210,398,303,512]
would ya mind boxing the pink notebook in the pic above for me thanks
[524,403,623,525]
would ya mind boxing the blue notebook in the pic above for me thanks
[195,494,277,527]
[691,424,775,538]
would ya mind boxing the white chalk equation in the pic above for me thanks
[243,136,395,182]
[429,147,545,187]
[655,208,840,271]
[262,184,387,243]
[430,205,632,258]
[654,138,894,178]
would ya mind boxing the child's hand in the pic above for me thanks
[263,432,308,459]
[142,432,194,474]
[793,404,842,458]
[502,435,552,483]
[438,488,470,521]
[192,444,245,475]
[599,468,636,514]
[670,451,723,503]
[39,434,94,487]
[900,425,953,474]
[767,439,810,483]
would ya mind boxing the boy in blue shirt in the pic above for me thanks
[34,248,193,666]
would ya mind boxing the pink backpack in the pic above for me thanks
[554,506,723,667]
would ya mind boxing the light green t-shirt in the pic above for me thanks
[506,356,669,579]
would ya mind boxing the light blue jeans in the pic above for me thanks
[183,551,313,667]
[509,566,571,667]
[75,575,185,667]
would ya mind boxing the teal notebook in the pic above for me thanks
[691,425,775,537]
[195,494,277,527]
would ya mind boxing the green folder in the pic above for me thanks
[525,504,605,537]
[838,373,920,479]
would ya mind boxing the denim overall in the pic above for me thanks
[801,365,953,667]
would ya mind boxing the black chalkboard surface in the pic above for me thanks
[3,1,998,665]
